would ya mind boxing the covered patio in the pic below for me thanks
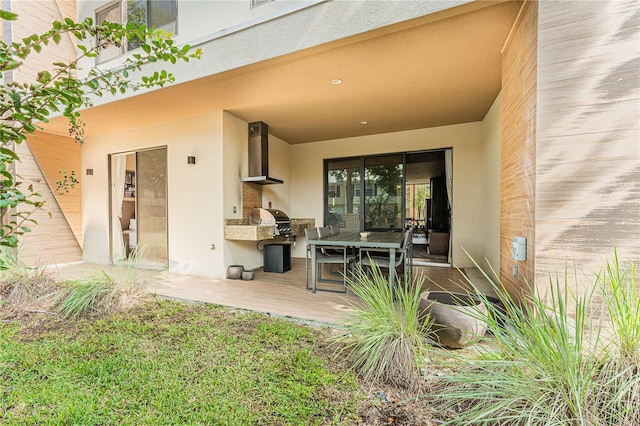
[51,259,491,324]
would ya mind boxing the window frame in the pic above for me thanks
[251,0,275,9]
[95,0,178,64]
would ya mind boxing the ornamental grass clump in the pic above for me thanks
[0,249,55,307]
[590,250,640,425]
[333,262,434,389]
[598,248,640,364]
[48,257,147,319]
[429,252,639,425]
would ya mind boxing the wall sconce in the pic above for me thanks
[187,156,196,165]
[86,168,94,175]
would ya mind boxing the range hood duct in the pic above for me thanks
[242,121,283,185]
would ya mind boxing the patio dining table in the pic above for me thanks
[307,231,407,296]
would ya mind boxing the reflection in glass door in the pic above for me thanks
[325,158,361,232]
[323,150,451,266]
[363,154,404,231]
[136,147,168,267]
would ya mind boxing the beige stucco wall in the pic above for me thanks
[82,112,227,277]
[221,113,292,273]
[81,105,503,277]
[481,93,502,272]
[289,120,495,267]
[81,108,293,278]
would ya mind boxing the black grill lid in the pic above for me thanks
[264,208,290,222]
[251,208,291,224]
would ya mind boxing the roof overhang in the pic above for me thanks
[41,1,522,144]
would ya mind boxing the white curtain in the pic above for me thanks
[444,149,453,210]
[444,149,453,264]
[111,156,127,261]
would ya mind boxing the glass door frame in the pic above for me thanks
[324,153,409,233]
[108,145,169,267]
[323,148,452,233]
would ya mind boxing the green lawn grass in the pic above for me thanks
[1,300,362,425]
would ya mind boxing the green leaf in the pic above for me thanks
[53,32,62,44]
[0,147,20,161]
[37,70,52,84]
[0,10,18,20]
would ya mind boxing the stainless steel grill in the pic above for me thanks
[251,208,294,237]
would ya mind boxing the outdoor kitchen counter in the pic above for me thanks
[223,218,314,241]
[290,218,315,236]
[224,224,274,241]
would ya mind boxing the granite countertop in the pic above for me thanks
[223,218,315,241]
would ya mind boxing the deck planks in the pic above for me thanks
[53,258,485,324]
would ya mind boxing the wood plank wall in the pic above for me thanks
[14,142,82,266]
[4,1,82,265]
[535,0,640,294]
[10,0,77,84]
[500,1,537,300]
[26,132,83,246]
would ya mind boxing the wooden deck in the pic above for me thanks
[52,258,492,325]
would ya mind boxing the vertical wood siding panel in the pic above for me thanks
[500,1,538,300]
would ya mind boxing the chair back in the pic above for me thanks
[305,227,319,240]
[317,226,331,238]
[402,229,412,250]
[397,229,412,260]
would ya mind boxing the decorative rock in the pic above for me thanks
[418,291,488,348]
[227,265,244,279]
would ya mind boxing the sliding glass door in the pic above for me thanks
[324,150,452,266]
[110,147,168,267]
[136,147,168,266]
[363,154,404,231]
[324,154,404,232]
[326,158,361,232]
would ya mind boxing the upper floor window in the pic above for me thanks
[96,0,177,63]
[251,0,274,8]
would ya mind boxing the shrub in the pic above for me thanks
[333,262,433,388]
[429,254,639,425]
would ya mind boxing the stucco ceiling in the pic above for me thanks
[43,1,522,144]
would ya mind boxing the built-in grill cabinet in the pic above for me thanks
[251,208,294,273]
[264,243,291,273]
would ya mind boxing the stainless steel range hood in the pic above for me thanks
[242,121,283,185]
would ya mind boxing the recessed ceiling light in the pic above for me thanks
[331,79,343,85]
[360,120,368,125]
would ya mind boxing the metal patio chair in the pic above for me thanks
[305,227,356,293]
